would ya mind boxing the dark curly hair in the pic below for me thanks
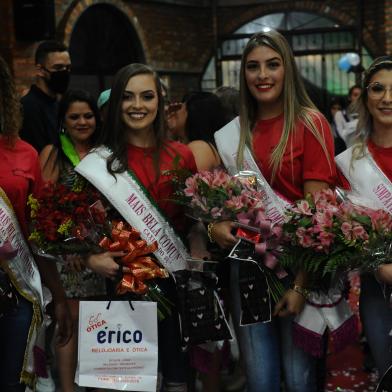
[0,56,21,140]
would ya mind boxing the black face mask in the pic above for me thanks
[45,69,70,94]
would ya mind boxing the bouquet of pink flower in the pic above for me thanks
[171,168,288,311]
[280,189,392,286]
[338,200,392,272]
[180,169,264,221]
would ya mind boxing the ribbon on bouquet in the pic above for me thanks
[236,208,287,280]
[99,221,168,295]
[293,287,358,357]
[228,209,288,326]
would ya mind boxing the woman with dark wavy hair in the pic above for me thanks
[80,63,198,391]
[39,89,106,392]
[0,56,71,391]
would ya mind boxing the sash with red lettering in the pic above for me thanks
[75,146,189,272]
[336,144,392,212]
[0,187,43,385]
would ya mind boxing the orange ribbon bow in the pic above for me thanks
[99,221,168,295]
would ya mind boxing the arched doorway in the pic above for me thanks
[69,3,145,96]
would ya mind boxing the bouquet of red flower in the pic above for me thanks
[28,180,171,313]
[280,188,392,287]
[28,179,106,256]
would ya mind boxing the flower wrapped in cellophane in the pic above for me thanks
[28,180,171,317]
[170,167,287,323]
[180,169,264,221]
[280,188,392,288]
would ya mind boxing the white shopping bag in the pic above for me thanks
[75,300,158,391]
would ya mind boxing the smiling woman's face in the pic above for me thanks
[245,45,285,116]
[367,69,392,130]
[64,101,96,144]
[121,73,158,134]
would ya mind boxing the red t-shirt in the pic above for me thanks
[0,137,43,234]
[252,113,337,202]
[127,140,197,232]
[338,139,392,189]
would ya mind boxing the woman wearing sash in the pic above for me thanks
[336,56,392,377]
[0,56,71,391]
[39,89,106,392]
[80,63,197,392]
[211,31,336,392]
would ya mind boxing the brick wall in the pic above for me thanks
[385,0,392,53]
[0,0,390,97]
[0,0,14,70]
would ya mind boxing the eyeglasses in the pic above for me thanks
[367,82,392,99]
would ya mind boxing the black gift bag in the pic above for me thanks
[174,269,232,351]
[228,238,272,325]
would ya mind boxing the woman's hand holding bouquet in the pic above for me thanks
[28,180,171,317]
[171,168,287,325]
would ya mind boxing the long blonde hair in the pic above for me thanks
[237,30,331,182]
[352,56,392,162]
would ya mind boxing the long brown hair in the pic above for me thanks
[237,30,332,182]
[0,56,21,142]
[99,63,166,177]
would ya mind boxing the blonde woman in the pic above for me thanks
[336,56,392,378]
[212,30,336,392]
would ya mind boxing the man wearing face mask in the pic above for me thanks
[20,40,71,152]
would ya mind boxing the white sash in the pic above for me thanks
[214,117,289,225]
[336,144,392,212]
[75,146,189,272]
[0,188,43,384]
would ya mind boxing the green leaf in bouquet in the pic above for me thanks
[196,178,211,197]
[323,251,353,276]
[231,182,242,196]
[336,233,356,248]
[353,214,372,226]
[308,255,325,273]
[298,217,312,227]
[305,193,316,207]
[28,230,44,247]
[265,272,286,303]
[207,187,226,203]
[144,283,174,321]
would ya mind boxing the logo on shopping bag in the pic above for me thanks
[86,313,107,332]
[97,323,143,344]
